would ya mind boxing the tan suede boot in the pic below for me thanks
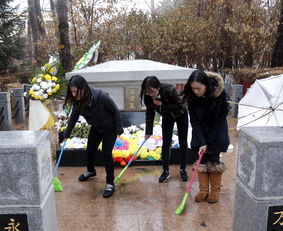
[207,173,222,203]
[195,172,209,202]
[207,162,226,204]
[194,164,209,202]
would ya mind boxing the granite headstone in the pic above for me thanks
[233,127,283,231]
[0,131,57,231]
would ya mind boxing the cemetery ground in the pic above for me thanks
[14,117,238,231]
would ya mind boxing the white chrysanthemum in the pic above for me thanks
[37,78,42,83]
[47,88,52,93]
[39,89,44,94]
[34,91,39,96]
[34,84,40,90]
[43,94,48,99]
[40,81,48,90]
[41,66,46,72]
[51,82,56,87]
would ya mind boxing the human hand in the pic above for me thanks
[153,99,162,106]
[117,128,124,136]
[198,145,207,155]
[63,130,70,139]
[145,135,151,140]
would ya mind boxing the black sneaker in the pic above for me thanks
[78,171,96,181]
[180,169,188,181]
[159,170,170,183]
[103,184,115,198]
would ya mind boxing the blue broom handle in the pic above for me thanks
[125,139,147,167]
[54,140,66,177]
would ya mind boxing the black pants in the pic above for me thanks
[86,126,117,184]
[162,111,188,171]
[200,152,220,164]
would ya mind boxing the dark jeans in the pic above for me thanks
[200,152,220,164]
[162,111,188,171]
[86,126,117,184]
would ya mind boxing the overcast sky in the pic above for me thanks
[10,0,159,12]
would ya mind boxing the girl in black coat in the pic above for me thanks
[140,76,189,183]
[183,70,229,203]
[63,75,123,198]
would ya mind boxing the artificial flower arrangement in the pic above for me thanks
[55,115,163,166]
[109,132,162,166]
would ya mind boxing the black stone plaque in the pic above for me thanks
[267,205,283,231]
[0,214,29,231]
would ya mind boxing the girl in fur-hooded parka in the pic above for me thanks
[183,70,230,203]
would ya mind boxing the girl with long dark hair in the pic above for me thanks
[140,76,189,183]
[183,70,229,203]
[63,75,123,198]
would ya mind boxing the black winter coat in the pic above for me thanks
[188,91,230,152]
[144,83,186,135]
[64,86,124,138]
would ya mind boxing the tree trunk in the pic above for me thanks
[34,0,46,37]
[220,0,233,69]
[56,0,72,72]
[49,0,57,19]
[69,0,79,48]
[271,0,283,67]
[27,0,46,64]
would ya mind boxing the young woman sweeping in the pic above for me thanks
[183,70,229,203]
[63,75,124,198]
[140,76,189,183]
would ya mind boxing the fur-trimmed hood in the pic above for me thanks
[205,72,224,97]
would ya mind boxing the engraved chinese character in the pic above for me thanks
[273,211,283,226]
[4,218,21,231]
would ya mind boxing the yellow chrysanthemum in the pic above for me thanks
[51,76,58,81]
[32,77,37,83]
[60,126,66,132]
[44,63,52,68]
[45,74,52,81]
[155,147,162,155]
[152,153,161,160]
[140,151,149,159]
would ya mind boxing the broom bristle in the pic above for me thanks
[175,192,189,215]
[53,177,63,192]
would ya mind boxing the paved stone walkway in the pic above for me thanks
[54,118,238,231]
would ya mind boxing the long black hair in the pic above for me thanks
[65,75,92,111]
[182,70,216,107]
[140,76,161,106]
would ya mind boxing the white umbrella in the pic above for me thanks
[237,74,283,128]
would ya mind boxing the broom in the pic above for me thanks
[175,151,204,215]
[114,139,147,183]
[53,140,66,192]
